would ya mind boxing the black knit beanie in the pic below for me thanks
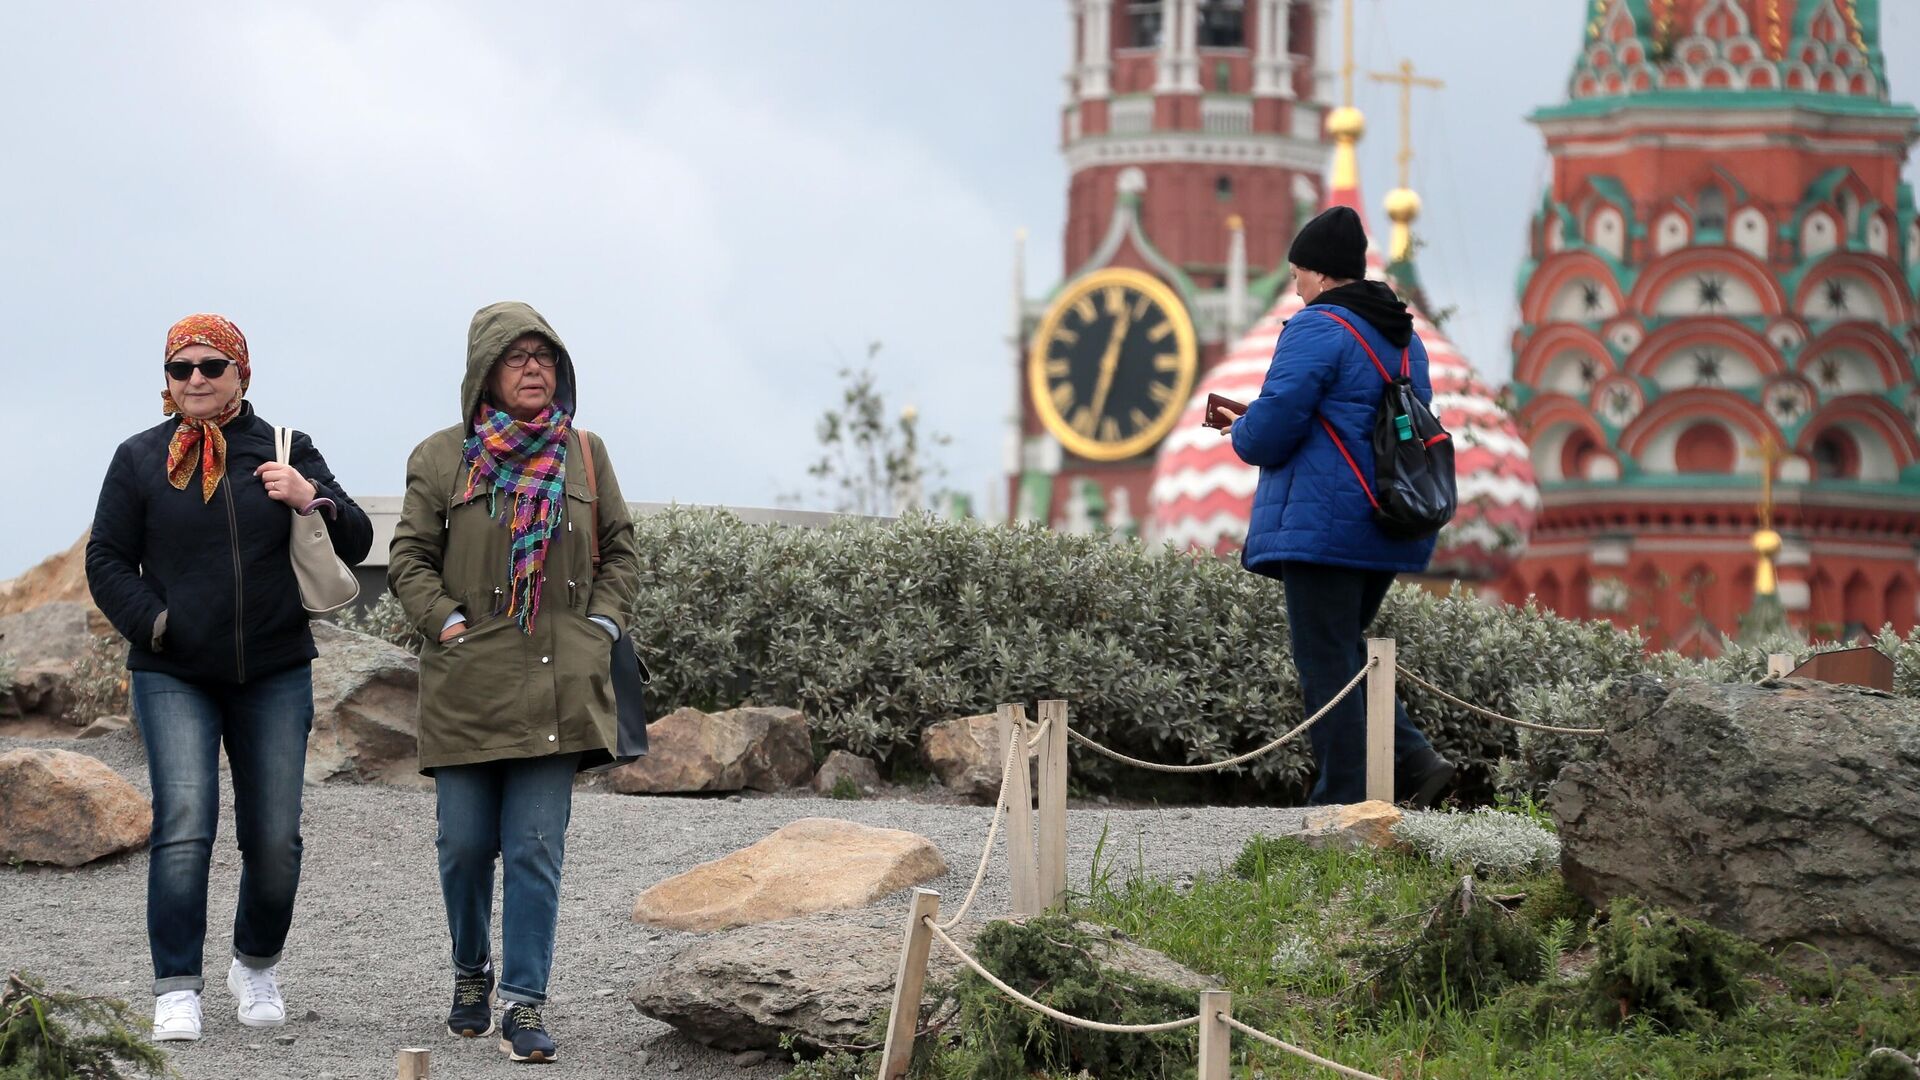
[1287,206,1368,281]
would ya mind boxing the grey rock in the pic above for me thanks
[811,750,882,797]
[667,1062,683,1073]
[1549,675,1920,976]
[246,1043,264,1051]
[632,1050,651,1068]
[731,1050,768,1067]
[77,715,130,739]
[919,714,1035,803]
[630,908,1210,1052]
[605,707,814,795]
[305,622,424,788]
[274,1033,296,1045]
[0,602,96,669]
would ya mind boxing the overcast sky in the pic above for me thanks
[4,1,1917,578]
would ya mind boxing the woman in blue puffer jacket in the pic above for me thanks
[1216,206,1454,808]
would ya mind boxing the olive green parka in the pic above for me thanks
[389,302,640,772]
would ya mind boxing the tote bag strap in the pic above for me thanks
[273,425,292,467]
[576,431,602,572]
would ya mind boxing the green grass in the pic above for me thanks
[1067,832,1920,1079]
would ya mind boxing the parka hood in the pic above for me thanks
[462,301,577,426]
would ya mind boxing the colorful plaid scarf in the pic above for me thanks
[463,403,572,633]
[163,393,245,502]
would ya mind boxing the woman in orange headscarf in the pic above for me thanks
[85,314,373,1043]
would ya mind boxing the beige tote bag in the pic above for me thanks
[274,426,360,614]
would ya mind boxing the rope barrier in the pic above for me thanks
[1025,717,1052,750]
[1396,666,1607,737]
[924,919,1201,1035]
[1065,660,1375,773]
[1221,1015,1389,1080]
[935,724,1023,931]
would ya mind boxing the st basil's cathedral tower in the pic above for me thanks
[1505,0,1920,651]
[1010,1,1337,533]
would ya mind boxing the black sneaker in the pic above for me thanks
[1397,748,1456,810]
[447,964,495,1038]
[499,1002,556,1063]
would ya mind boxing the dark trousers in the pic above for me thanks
[434,753,582,1005]
[1279,562,1432,805]
[131,665,313,995]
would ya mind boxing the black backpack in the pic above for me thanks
[1311,311,1458,541]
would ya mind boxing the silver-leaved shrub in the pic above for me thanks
[1392,807,1562,876]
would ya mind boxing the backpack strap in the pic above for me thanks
[1317,415,1381,511]
[1304,309,1414,512]
[1314,310,1410,383]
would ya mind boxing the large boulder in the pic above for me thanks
[0,533,91,618]
[632,817,947,932]
[306,621,423,787]
[812,750,882,797]
[1550,675,1920,976]
[603,706,813,795]
[0,748,150,866]
[0,602,103,723]
[631,909,1212,1052]
[920,713,1033,803]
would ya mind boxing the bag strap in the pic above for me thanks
[576,430,602,572]
[1314,310,1411,382]
[274,425,291,466]
[1318,416,1381,510]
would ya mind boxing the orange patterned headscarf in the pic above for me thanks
[162,314,251,502]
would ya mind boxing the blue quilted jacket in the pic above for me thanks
[1231,299,1439,577]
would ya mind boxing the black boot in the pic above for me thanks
[1397,748,1455,810]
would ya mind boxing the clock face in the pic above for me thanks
[1027,268,1199,462]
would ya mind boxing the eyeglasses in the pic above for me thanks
[501,349,558,369]
[163,358,234,381]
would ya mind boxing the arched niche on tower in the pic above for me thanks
[1521,397,1613,484]
[1865,212,1893,259]
[1630,249,1785,318]
[1730,207,1769,259]
[1626,320,1784,385]
[1522,252,1627,325]
[1795,396,1920,483]
[1619,390,1773,476]
[1654,210,1692,256]
[1799,324,1908,396]
[1587,205,1627,262]
[1796,256,1909,326]
[1515,324,1614,391]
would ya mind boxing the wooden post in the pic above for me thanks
[1767,653,1795,678]
[998,704,1042,914]
[878,889,941,1080]
[396,1048,430,1080]
[1365,639,1396,805]
[1197,990,1232,1080]
[1036,700,1070,912]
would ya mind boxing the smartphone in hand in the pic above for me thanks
[1203,393,1247,429]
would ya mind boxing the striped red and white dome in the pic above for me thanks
[1147,281,1540,581]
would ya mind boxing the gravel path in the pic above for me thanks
[2,730,1311,1080]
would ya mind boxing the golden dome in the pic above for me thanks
[1752,529,1783,556]
[1326,106,1366,140]
[1384,187,1422,223]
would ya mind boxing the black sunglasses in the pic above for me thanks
[164,358,234,381]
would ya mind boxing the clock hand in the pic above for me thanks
[1088,309,1131,425]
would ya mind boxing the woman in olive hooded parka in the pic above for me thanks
[389,300,639,1063]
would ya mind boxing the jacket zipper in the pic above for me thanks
[223,477,247,681]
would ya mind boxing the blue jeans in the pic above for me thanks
[434,753,582,1005]
[131,665,313,995]
[1279,563,1433,806]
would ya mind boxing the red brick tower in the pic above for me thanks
[1009,1,1336,534]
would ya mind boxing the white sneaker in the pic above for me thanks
[227,959,288,1028]
[152,990,202,1041]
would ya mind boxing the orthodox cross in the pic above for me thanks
[1745,435,1787,532]
[1369,58,1445,192]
